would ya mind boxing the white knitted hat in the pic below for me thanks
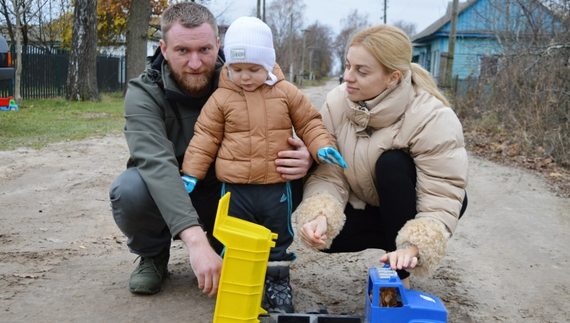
[224,17,276,78]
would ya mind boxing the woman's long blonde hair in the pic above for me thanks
[349,24,450,106]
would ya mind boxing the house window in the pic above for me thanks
[431,50,439,78]
[479,55,498,79]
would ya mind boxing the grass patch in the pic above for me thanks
[0,93,125,151]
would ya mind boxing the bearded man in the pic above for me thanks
[109,2,312,297]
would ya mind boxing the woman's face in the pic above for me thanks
[343,45,395,102]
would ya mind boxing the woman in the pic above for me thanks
[293,24,468,288]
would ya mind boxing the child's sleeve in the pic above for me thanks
[287,86,337,162]
[181,96,225,179]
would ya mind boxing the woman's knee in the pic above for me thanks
[376,150,416,184]
[459,191,468,219]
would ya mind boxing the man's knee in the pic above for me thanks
[110,168,155,222]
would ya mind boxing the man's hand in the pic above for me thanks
[275,137,313,181]
[179,226,222,297]
[300,214,328,248]
[379,244,419,271]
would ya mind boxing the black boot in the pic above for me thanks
[262,263,294,313]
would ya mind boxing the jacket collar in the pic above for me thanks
[345,70,413,132]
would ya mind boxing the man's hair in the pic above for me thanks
[160,2,218,43]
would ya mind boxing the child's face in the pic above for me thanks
[228,63,269,92]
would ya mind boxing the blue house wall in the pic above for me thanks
[412,0,562,83]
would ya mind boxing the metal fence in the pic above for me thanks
[0,46,126,99]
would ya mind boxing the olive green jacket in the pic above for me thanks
[123,49,223,238]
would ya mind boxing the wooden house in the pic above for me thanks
[411,0,563,85]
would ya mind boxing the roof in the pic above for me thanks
[412,0,560,44]
[411,0,477,43]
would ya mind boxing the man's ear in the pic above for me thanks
[159,39,167,60]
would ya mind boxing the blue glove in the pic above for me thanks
[317,147,347,168]
[181,175,198,194]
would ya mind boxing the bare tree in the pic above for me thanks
[35,0,73,51]
[303,22,334,79]
[334,10,371,73]
[66,0,100,101]
[265,0,306,75]
[6,0,43,105]
[1,0,67,52]
[0,0,16,43]
[124,0,151,93]
[392,20,417,38]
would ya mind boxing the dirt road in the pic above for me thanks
[1,79,569,323]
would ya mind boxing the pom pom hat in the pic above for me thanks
[223,17,278,85]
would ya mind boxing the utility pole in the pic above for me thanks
[257,0,266,21]
[445,0,459,89]
[257,0,260,19]
[309,49,314,80]
[383,0,387,23]
[301,29,307,77]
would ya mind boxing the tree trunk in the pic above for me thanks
[124,0,151,96]
[13,3,23,105]
[66,0,100,102]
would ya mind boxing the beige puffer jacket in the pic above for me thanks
[182,63,336,184]
[293,71,468,276]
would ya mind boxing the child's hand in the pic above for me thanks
[181,175,198,194]
[317,147,347,168]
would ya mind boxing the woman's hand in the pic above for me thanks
[300,214,328,247]
[380,244,420,270]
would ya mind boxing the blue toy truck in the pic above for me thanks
[260,264,447,323]
[365,265,447,323]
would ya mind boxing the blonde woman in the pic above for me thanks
[294,24,468,288]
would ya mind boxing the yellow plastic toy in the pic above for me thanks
[212,192,278,323]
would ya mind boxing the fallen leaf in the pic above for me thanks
[549,172,565,178]
[13,273,39,279]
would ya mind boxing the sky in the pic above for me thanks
[210,0,453,36]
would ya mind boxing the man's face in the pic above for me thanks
[160,22,220,98]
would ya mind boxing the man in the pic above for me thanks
[109,2,311,310]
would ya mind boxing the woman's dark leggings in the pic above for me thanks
[323,150,467,279]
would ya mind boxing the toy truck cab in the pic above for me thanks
[366,266,447,323]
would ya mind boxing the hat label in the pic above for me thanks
[230,49,246,60]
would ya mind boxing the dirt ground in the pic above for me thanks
[1,79,570,323]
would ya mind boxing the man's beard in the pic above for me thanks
[168,61,215,97]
